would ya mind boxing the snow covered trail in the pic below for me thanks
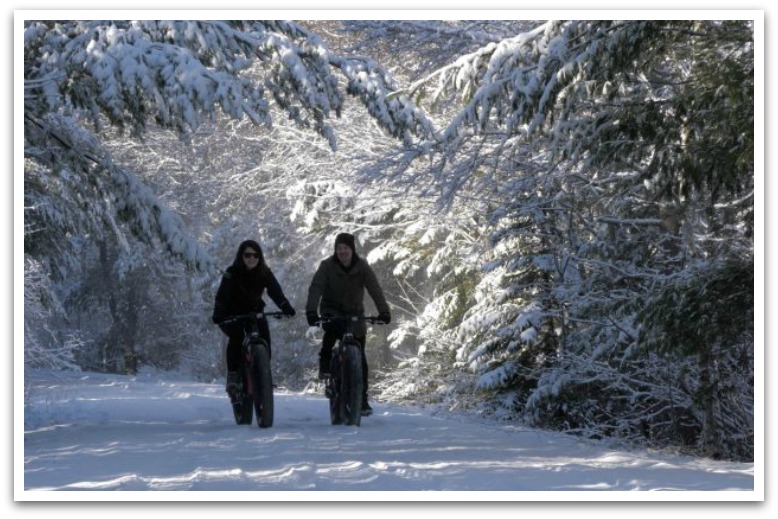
[21,370,754,494]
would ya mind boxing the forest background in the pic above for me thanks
[18,10,761,470]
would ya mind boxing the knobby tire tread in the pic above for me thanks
[342,342,363,427]
[329,350,343,425]
[251,341,274,428]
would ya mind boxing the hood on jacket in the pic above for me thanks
[334,232,356,254]
[333,232,360,270]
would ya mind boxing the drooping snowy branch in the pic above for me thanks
[23,19,439,272]
[403,20,753,198]
[24,20,437,148]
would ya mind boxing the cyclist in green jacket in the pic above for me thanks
[306,233,391,416]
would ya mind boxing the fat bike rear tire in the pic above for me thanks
[250,341,274,428]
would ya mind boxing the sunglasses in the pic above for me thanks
[243,252,260,259]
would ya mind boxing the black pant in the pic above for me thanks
[225,318,271,373]
[320,331,369,400]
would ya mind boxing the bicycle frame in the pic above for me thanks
[218,311,287,427]
[241,319,266,397]
[316,315,385,426]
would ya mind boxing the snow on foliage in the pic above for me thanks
[23,256,81,374]
[379,19,754,460]
[24,19,437,273]
[22,19,755,461]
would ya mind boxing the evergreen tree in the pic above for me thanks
[22,19,756,460]
[398,20,754,459]
[23,19,436,272]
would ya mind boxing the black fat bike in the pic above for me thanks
[218,311,288,428]
[317,316,386,427]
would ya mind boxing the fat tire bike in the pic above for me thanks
[316,316,386,427]
[218,311,288,428]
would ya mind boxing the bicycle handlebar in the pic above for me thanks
[314,315,387,326]
[218,311,292,325]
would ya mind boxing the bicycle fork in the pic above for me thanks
[242,333,260,396]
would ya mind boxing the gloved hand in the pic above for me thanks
[280,301,296,317]
[306,311,319,326]
[377,312,391,325]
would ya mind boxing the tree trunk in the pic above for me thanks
[121,275,140,375]
[698,343,722,458]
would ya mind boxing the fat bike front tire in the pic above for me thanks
[250,341,274,428]
[340,342,363,427]
[328,350,344,425]
[233,396,253,425]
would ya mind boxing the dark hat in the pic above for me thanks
[334,233,356,253]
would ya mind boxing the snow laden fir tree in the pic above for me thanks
[383,20,754,461]
[23,19,755,461]
[23,20,436,377]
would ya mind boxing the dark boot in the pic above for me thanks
[226,371,240,400]
[324,377,334,399]
[318,348,332,380]
[318,360,331,381]
[361,398,373,416]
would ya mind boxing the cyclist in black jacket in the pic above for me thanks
[213,240,295,396]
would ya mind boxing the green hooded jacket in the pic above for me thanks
[306,254,390,337]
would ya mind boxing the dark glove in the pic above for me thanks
[306,311,319,326]
[377,312,391,325]
[280,301,296,317]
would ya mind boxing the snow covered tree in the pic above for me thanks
[636,258,754,458]
[22,19,755,460]
[408,20,752,196]
[23,19,439,376]
[392,19,755,459]
[23,19,436,271]
[23,254,82,373]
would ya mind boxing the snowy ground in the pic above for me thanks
[19,369,757,501]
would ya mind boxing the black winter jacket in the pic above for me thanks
[306,254,390,336]
[212,264,292,336]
